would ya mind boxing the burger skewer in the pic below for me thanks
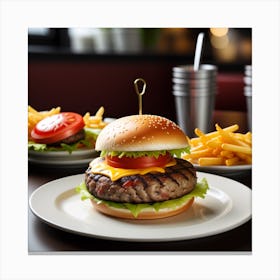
[134,78,146,115]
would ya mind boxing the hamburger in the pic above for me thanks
[28,112,99,153]
[76,114,208,219]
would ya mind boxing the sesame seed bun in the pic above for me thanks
[95,114,188,152]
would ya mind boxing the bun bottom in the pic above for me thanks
[90,197,194,220]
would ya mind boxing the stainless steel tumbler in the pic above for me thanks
[244,65,252,131]
[172,64,217,137]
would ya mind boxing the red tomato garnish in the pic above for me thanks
[105,153,172,169]
[31,112,85,144]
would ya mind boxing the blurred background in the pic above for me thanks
[28,27,252,132]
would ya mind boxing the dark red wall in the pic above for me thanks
[28,59,246,122]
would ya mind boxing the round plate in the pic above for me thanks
[28,149,99,168]
[29,172,252,242]
[28,148,99,159]
[28,156,93,168]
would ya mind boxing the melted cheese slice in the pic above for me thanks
[89,157,177,181]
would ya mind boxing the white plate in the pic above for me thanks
[28,149,99,168]
[193,164,251,177]
[28,157,93,168]
[28,148,98,159]
[29,172,251,242]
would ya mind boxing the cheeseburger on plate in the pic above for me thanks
[29,112,100,153]
[77,114,208,219]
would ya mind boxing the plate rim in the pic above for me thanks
[28,148,99,167]
[193,164,252,176]
[28,157,93,166]
[28,147,98,157]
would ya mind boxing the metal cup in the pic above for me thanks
[173,64,217,79]
[172,78,216,89]
[244,65,252,77]
[244,65,252,131]
[244,90,252,131]
[172,64,217,137]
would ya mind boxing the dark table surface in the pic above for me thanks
[28,162,252,253]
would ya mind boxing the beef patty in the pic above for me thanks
[55,129,85,145]
[85,158,197,203]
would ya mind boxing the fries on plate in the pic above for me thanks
[183,124,252,166]
[83,106,107,129]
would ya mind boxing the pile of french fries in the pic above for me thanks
[83,106,107,129]
[28,105,107,140]
[183,124,252,166]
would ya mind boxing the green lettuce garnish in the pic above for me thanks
[28,142,47,151]
[28,128,101,154]
[75,178,209,218]
[83,127,102,140]
[100,146,190,159]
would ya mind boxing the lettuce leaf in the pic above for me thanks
[100,146,190,159]
[83,128,101,141]
[75,178,209,218]
[28,142,47,151]
[28,128,101,154]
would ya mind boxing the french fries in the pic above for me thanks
[28,106,61,140]
[183,124,252,166]
[83,106,107,129]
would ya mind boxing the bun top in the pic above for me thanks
[95,114,188,152]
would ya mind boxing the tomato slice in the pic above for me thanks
[105,153,172,169]
[31,112,85,144]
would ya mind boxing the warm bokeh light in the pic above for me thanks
[210,34,229,49]
[210,28,229,37]
[212,42,237,62]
